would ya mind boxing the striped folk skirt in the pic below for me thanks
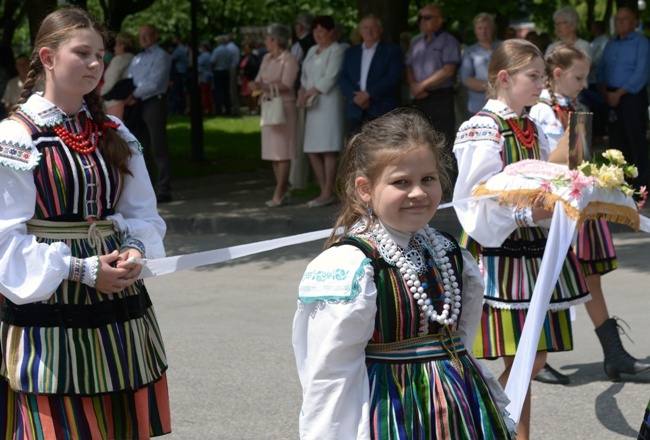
[462,226,590,359]
[366,332,510,439]
[639,398,650,440]
[576,219,617,276]
[0,220,171,438]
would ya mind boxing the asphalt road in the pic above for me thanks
[146,231,650,440]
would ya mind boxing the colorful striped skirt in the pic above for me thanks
[0,220,170,438]
[576,219,617,276]
[462,226,590,359]
[366,332,510,439]
[0,374,171,439]
[639,398,650,440]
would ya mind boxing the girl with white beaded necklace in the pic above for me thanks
[292,107,515,439]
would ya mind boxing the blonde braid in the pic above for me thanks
[11,54,44,114]
[545,64,558,108]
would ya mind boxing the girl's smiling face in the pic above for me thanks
[553,59,589,100]
[356,146,442,233]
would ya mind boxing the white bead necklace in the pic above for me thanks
[364,222,461,335]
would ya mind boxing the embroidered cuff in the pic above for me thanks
[81,256,100,288]
[514,207,534,228]
[120,236,146,257]
[67,257,85,283]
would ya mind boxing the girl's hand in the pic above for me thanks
[531,195,553,222]
[116,248,143,281]
[94,250,139,293]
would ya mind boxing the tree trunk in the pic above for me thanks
[356,0,410,45]
[0,0,26,47]
[103,0,157,33]
[26,0,57,42]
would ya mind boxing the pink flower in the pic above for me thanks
[539,180,552,193]
[569,184,583,200]
[639,186,648,210]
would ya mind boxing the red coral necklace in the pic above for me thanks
[554,103,574,131]
[53,117,100,154]
[506,117,536,148]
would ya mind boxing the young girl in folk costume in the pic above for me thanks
[529,43,650,384]
[0,8,170,438]
[453,39,590,440]
[293,107,515,440]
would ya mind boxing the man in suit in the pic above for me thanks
[339,15,403,136]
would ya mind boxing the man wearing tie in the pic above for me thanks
[338,15,403,136]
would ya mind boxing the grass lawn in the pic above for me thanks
[166,115,269,179]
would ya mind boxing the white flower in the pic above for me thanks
[602,149,626,165]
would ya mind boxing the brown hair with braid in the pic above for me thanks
[544,42,590,107]
[14,7,132,175]
[325,107,452,248]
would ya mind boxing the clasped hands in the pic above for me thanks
[95,248,143,293]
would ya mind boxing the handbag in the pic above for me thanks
[260,84,286,126]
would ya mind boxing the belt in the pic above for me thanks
[365,329,466,365]
[142,93,166,102]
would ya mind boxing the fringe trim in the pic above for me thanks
[472,185,639,231]
[484,293,592,311]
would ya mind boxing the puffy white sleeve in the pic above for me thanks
[456,248,510,413]
[0,119,74,304]
[453,115,519,247]
[107,117,166,259]
[292,245,377,440]
[529,102,563,152]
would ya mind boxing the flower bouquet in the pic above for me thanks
[472,149,647,231]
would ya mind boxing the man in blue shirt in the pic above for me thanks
[405,4,461,181]
[338,15,403,136]
[459,12,501,119]
[170,35,190,115]
[598,7,650,188]
[128,24,173,203]
[211,36,234,116]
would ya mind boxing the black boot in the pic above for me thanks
[534,363,570,385]
[595,317,650,381]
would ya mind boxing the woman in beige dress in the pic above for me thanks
[101,32,136,120]
[250,24,299,207]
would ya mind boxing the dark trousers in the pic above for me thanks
[135,94,172,197]
[413,87,458,183]
[580,85,608,138]
[213,69,231,115]
[609,90,649,187]
[170,69,188,115]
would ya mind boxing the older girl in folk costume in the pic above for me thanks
[453,39,590,439]
[529,43,650,384]
[292,107,515,440]
[0,8,170,438]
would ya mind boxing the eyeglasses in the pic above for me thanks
[554,21,569,26]
[418,14,434,21]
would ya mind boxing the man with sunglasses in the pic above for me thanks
[405,4,461,182]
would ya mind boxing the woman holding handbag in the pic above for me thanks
[249,24,299,207]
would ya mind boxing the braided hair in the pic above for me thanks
[14,7,132,175]
[544,43,590,108]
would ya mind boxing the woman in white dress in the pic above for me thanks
[298,15,345,208]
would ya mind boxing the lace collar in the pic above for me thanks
[18,93,92,127]
[484,98,532,121]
